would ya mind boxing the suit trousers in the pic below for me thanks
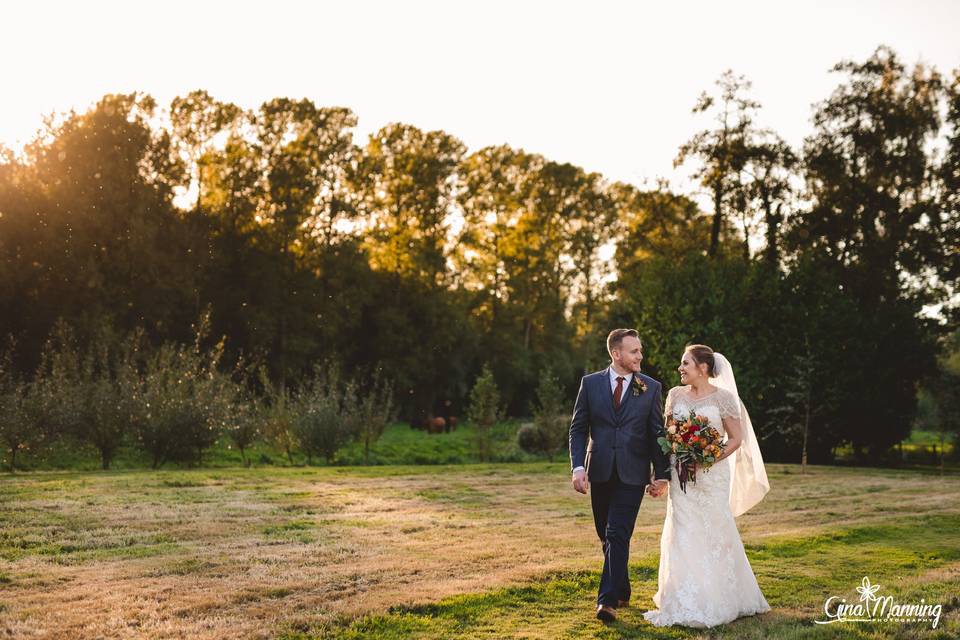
[590,464,645,607]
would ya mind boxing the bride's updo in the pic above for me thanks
[685,344,720,377]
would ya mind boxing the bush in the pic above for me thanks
[516,423,551,457]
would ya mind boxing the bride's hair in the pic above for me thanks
[685,344,716,377]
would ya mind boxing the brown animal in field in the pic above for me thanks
[411,409,457,434]
[427,416,446,434]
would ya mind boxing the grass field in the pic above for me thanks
[1,462,958,639]
[11,421,541,472]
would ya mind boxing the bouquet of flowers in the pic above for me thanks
[656,409,726,493]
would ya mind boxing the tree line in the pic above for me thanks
[1,45,958,468]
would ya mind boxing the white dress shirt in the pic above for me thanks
[608,368,633,405]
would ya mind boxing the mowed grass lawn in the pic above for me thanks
[1,463,958,639]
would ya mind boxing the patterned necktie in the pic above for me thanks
[613,376,625,411]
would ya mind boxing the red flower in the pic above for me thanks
[691,435,699,443]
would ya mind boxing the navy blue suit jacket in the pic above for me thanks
[568,368,671,486]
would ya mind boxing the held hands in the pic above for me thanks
[646,480,668,498]
[572,469,590,494]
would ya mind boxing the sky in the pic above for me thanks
[3,0,959,195]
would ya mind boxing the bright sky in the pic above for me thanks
[3,0,959,193]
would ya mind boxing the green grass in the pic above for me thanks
[5,420,544,472]
[9,420,958,475]
[2,462,958,638]
[335,420,541,465]
[306,515,960,639]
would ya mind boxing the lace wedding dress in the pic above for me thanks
[643,384,770,628]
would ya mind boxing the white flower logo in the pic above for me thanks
[856,576,880,602]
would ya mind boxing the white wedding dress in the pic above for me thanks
[643,380,771,628]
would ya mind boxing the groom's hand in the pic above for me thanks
[572,469,589,494]
[647,480,668,498]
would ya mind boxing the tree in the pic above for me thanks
[937,68,960,320]
[225,357,259,467]
[352,368,394,465]
[676,71,760,257]
[260,370,297,465]
[0,341,45,472]
[787,47,946,461]
[291,364,355,465]
[456,145,534,320]
[742,134,797,265]
[169,90,243,214]
[36,323,140,470]
[916,330,960,469]
[352,123,475,420]
[131,318,235,468]
[228,398,259,468]
[354,123,465,287]
[467,366,501,462]
[517,368,567,461]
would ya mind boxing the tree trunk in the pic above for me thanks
[709,183,723,257]
[763,194,780,266]
[801,386,810,474]
[940,432,945,477]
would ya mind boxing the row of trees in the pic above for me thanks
[0,319,394,470]
[1,45,958,467]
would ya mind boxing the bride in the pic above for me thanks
[643,344,771,628]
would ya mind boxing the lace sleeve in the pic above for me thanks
[664,386,677,421]
[717,388,741,420]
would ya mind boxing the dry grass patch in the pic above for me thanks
[0,463,957,638]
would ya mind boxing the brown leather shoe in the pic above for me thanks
[617,599,630,608]
[596,604,617,622]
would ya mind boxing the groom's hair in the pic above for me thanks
[607,328,640,356]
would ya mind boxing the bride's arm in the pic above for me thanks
[717,416,743,462]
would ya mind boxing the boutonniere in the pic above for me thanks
[632,377,647,396]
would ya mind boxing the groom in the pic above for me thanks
[569,328,671,622]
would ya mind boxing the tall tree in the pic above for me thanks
[790,46,946,460]
[742,134,797,266]
[456,145,535,323]
[169,90,243,214]
[676,70,760,257]
[937,68,960,320]
[355,123,465,287]
[352,123,472,419]
[0,93,195,354]
[252,99,360,385]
